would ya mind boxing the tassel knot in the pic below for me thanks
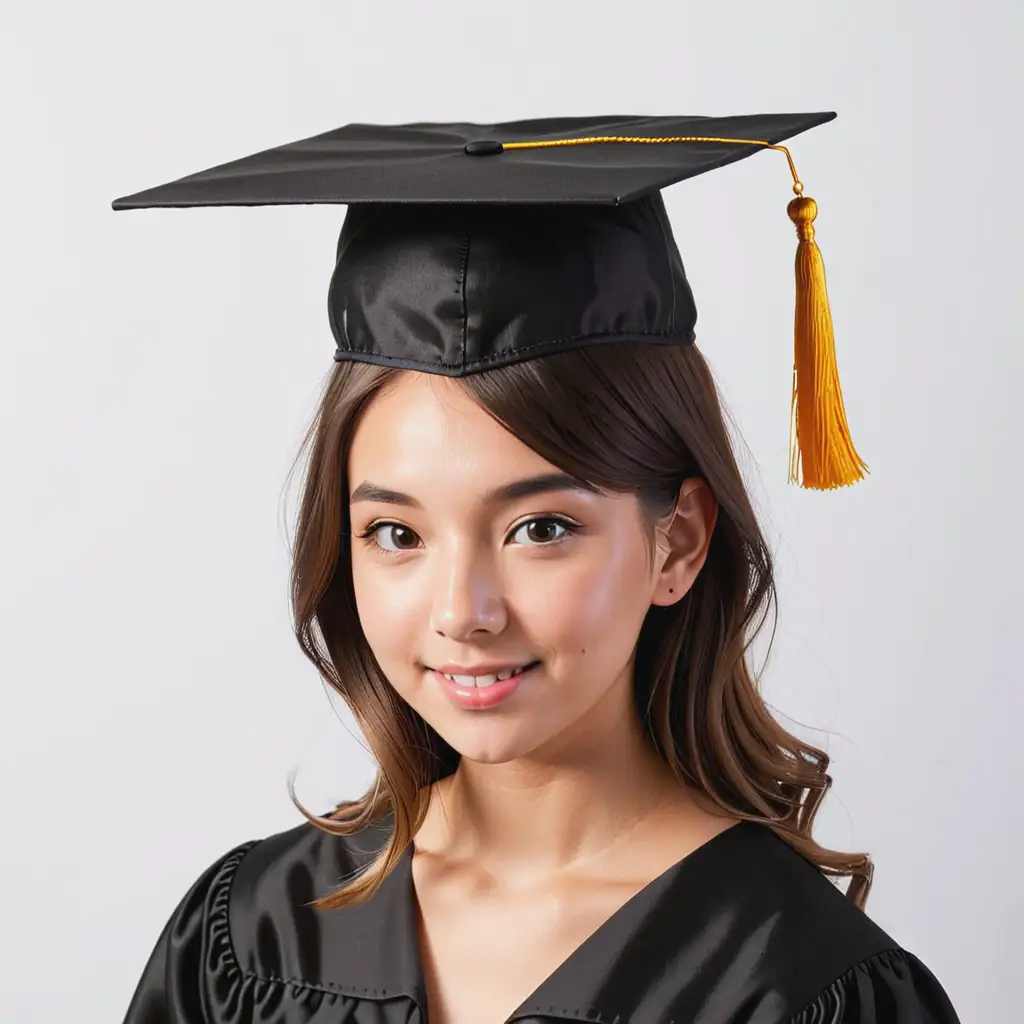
[788,195,817,238]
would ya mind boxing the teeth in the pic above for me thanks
[441,664,532,688]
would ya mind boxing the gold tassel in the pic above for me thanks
[482,133,870,490]
[786,195,868,489]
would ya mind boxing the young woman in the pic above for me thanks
[114,113,962,1024]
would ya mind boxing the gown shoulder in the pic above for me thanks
[120,837,257,1024]
[786,944,961,1023]
[119,815,387,1024]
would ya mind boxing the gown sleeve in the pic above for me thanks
[790,946,962,1023]
[121,840,258,1024]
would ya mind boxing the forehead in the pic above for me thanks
[347,372,554,485]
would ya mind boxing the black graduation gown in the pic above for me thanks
[121,816,962,1023]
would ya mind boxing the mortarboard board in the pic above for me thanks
[112,113,868,490]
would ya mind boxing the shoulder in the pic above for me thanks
[121,814,389,1024]
[229,810,388,913]
[784,946,962,1023]
[720,823,963,1023]
[226,812,392,969]
[600,819,962,1023]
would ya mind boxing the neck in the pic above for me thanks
[413,671,708,884]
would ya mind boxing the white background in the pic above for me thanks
[4,2,1021,1020]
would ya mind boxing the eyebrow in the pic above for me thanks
[349,471,601,509]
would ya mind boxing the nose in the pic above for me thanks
[429,542,508,640]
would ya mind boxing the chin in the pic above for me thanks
[431,719,548,766]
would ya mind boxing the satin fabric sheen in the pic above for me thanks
[121,816,961,1023]
[328,195,697,376]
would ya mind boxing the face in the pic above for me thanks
[346,371,715,765]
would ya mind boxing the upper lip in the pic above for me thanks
[431,660,536,675]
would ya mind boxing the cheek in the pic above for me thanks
[520,538,652,661]
[350,560,421,677]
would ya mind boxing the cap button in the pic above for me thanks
[464,140,503,156]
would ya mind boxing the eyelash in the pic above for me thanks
[354,516,581,558]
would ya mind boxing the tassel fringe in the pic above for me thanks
[787,196,869,490]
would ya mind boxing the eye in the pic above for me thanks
[358,522,421,555]
[508,516,578,547]
[355,516,579,557]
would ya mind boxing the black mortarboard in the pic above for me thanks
[112,113,867,489]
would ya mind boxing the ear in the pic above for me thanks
[649,478,718,607]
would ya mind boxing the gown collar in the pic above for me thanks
[324,818,761,1023]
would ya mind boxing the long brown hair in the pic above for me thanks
[286,341,874,911]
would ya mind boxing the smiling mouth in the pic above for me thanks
[433,661,541,688]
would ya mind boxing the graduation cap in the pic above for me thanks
[112,113,868,490]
